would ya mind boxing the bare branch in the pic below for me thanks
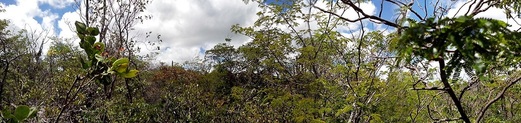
[476,74,521,123]
[412,87,446,91]
[341,0,401,28]
[469,1,498,16]
[313,1,401,28]
[384,0,424,20]
[458,77,478,100]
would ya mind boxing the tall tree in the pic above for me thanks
[312,0,521,122]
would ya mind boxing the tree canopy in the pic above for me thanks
[2,0,521,122]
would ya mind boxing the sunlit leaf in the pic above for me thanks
[122,69,139,78]
[111,58,129,73]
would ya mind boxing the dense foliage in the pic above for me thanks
[2,0,521,122]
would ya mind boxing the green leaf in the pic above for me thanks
[76,33,85,41]
[14,105,30,121]
[84,36,96,44]
[116,63,128,73]
[455,16,469,23]
[95,54,104,62]
[111,58,129,73]
[80,40,94,57]
[336,105,352,116]
[122,69,139,78]
[79,40,87,49]
[75,21,87,34]
[2,109,12,118]
[87,27,100,36]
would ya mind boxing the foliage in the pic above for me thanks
[1,105,37,123]
[2,0,521,122]
[75,21,139,83]
[395,16,521,76]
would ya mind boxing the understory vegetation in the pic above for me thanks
[2,0,521,122]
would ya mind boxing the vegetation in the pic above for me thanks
[2,0,521,122]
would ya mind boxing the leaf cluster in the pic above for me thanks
[395,16,521,76]
[75,21,139,85]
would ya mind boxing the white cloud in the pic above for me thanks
[40,0,75,9]
[0,0,64,56]
[446,0,521,30]
[0,0,70,33]
[57,10,80,39]
[2,0,262,63]
[9,0,519,65]
[1,0,44,31]
[296,1,375,33]
[264,0,376,45]
[0,0,378,63]
[133,0,261,63]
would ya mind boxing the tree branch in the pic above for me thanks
[412,87,446,91]
[458,77,478,100]
[384,0,424,20]
[313,4,400,28]
[434,117,462,122]
[476,74,521,123]
[340,0,401,28]
[437,58,471,123]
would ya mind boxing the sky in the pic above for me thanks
[0,0,520,64]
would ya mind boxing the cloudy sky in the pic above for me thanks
[0,0,519,63]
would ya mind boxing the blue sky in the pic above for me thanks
[2,0,15,5]
[0,0,410,36]
[2,0,75,35]
[0,0,518,63]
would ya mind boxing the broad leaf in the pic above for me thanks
[14,105,30,121]
[74,21,86,34]
[122,69,139,78]
[87,27,100,35]
[111,58,129,73]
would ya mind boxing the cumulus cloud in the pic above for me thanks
[1,0,262,63]
[0,0,66,55]
[133,0,261,63]
[5,0,518,64]
[0,0,377,63]
[57,10,80,39]
[0,0,50,32]
[0,0,74,34]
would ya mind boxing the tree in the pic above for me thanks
[312,0,521,122]
[0,17,25,110]
[72,0,158,104]
[4,0,521,122]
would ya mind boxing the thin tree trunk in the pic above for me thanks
[438,59,471,123]
[0,61,9,110]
